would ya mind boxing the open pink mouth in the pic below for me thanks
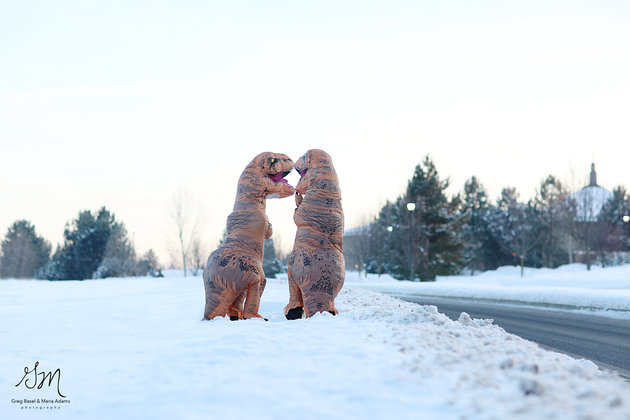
[269,170,292,186]
[297,168,307,177]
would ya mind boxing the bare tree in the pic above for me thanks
[1,220,51,279]
[190,236,207,276]
[533,175,573,268]
[168,189,203,276]
[343,223,371,277]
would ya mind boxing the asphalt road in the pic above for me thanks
[389,294,630,379]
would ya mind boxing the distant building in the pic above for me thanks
[570,163,612,222]
[569,163,620,266]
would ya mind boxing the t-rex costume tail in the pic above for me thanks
[285,149,345,319]
[203,152,294,320]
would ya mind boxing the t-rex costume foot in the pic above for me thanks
[203,152,294,320]
[284,149,345,319]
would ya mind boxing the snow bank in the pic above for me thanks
[1,276,629,419]
[347,264,630,316]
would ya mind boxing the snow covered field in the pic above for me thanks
[349,264,630,319]
[1,267,630,419]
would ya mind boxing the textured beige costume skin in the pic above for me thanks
[203,152,294,320]
[284,149,345,319]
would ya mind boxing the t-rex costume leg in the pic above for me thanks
[284,149,345,319]
[203,152,294,320]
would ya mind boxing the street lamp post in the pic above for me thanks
[407,202,416,281]
[383,225,394,277]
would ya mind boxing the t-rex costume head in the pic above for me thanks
[235,152,295,204]
[285,149,345,319]
[203,152,294,320]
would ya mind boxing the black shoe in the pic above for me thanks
[285,307,304,320]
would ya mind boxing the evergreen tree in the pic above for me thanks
[93,221,136,278]
[39,207,135,280]
[0,220,51,279]
[487,187,539,274]
[388,198,411,277]
[398,156,463,281]
[366,202,397,275]
[460,176,495,272]
[36,247,66,280]
[492,188,524,265]
[595,186,630,262]
[263,238,282,279]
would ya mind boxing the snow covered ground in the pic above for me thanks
[1,267,630,419]
[348,264,630,319]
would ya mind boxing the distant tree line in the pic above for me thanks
[344,156,630,281]
[263,238,282,279]
[0,207,161,280]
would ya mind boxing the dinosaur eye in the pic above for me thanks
[268,157,278,166]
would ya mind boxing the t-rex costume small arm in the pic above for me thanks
[285,149,345,319]
[203,152,294,320]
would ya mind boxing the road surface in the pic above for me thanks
[389,294,630,379]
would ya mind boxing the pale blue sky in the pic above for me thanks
[1,1,629,264]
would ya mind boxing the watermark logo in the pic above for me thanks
[14,361,67,398]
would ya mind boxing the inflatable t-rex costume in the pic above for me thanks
[284,149,345,319]
[203,152,294,320]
